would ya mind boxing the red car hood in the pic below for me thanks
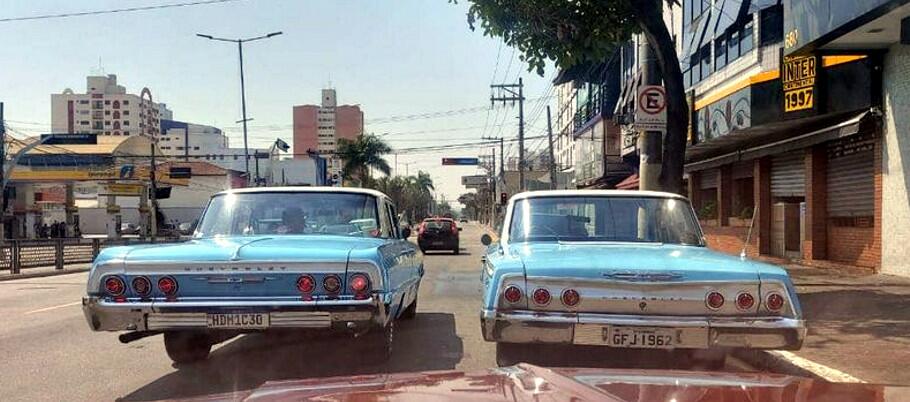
[166,364,905,402]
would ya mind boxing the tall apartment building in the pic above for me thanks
[292,88,363,180]
[51,74,170,138]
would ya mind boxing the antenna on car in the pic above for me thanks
[741,206,757,260]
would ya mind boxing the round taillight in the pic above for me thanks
[561,289,580,307]
[532,288,551,306]
[503,286,522,303]
[736,292,755,310]
[349,274,370,293]
[104,276,125,296]
[323,275,341,293]
[706,291,725,310]
[766,293,785,311]
[157,276,178,296]
[131,276,151,296]
[296,275,315,293]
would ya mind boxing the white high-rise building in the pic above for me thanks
[51,74,171,138]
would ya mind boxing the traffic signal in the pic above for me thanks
[500,192,508,205]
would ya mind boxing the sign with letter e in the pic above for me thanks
[634,85,667,132]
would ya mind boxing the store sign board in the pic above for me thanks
[782,54,817,113]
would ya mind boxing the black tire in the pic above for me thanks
[358,322,394,365]
[453,244,460,254]
[164,331,212,365]
[495,342,526,367]
[400,295,418,320]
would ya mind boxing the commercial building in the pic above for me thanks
[679,0,883,271]
[292,88,363,181]
[51,74,171,138]
[780,0,910,274]
[159,119,274,175]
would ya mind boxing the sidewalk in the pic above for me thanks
[0,263,91,282]
[745,262,910,385]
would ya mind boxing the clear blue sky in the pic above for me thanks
[0,0,556,204]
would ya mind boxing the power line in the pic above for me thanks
[0,0,242,23]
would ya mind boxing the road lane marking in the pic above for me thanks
[23,301,81,315]
[771,350,866,383]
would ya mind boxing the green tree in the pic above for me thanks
[364,171,437,223]
[336,134,393,186]
[458,0,686,193]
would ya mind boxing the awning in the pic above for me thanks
[615,174,639,190]
[685,109,878,172]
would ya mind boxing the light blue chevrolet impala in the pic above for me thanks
[82,187,423,364]
[480,190,805,367]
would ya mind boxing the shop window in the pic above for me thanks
[715,37,727,70]
[727,30,740,62]
[760,5,783,46]
[740,21,754,54]
[699,45,711,80]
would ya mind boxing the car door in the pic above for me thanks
[379,198,420,318]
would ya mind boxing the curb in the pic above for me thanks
[0,267,90,282]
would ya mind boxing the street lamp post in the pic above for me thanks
[197,31,282,186]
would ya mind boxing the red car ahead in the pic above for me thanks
[417,217,461,254]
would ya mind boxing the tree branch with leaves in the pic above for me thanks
[458,0,687,193]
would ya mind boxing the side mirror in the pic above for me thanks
[401,227,412,239]
[480,234,492,246]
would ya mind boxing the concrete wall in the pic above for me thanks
[881,44,910,276]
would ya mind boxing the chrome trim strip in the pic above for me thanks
[480,309,806,349]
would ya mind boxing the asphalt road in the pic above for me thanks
[0,223,757,401]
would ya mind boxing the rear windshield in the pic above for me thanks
[424,220,453,230]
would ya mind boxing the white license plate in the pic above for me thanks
[608,326,674,348]
[207,313,270,329]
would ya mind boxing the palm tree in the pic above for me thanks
[336,134,392,185]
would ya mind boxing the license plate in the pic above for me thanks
[207,313,269,329]
[607,326,674,348]
[432,241,444,246]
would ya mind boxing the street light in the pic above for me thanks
[196,31,283,186]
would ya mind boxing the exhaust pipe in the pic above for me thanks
[119,331,161,344]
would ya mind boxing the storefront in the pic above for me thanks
[685,53,882,270]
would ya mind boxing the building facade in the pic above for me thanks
[292,88,363,181]
[779,0,910,274]
[679,0,884,271]
[159,119,275,177]
[51,74,170,138]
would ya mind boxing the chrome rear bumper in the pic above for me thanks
[480,309,806,350]
[83,296,385,332]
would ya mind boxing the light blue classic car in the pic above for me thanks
[480,190,806,367]
[83,187,423,364]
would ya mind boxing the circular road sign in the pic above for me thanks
[638,86,667,115]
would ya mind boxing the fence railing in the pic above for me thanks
[2,237,184,274]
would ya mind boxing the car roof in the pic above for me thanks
[511,189,687,201]
[215,186,388,199]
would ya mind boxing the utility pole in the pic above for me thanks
[638,37,663,191]
[490,78,525,191]
[481,136,506,189]
[149,141,158,240]
[546,105,557,190]
[197,31,283,186]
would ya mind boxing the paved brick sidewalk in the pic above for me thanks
[767,263,910,385]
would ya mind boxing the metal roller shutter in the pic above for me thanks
[771,152,805,197]
[827,148,874,217]
[699,169,718,189]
